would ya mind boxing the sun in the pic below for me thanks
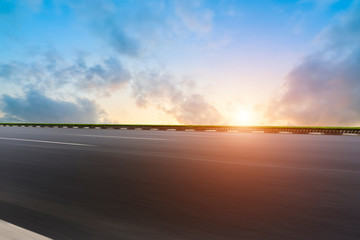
[235,108,254,126]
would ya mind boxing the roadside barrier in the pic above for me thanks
[0,123,359,136]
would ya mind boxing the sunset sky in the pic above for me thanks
[0,0,359,126]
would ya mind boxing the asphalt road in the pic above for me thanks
[1,127,360,240]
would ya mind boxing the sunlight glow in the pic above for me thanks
[235,108,255,126]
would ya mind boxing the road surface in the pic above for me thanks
[1,127,360,239]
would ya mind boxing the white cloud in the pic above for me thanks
[174,0,214,34]
[266,2,360,126]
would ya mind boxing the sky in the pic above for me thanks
[0,0,359,126]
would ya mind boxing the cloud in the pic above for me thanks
[0,0,224,124]
[63,0,142,57]
[0,52,131,95]
[165,94,223,125]
[0,63,19,79]
[174,0,214,34]
[71,0,217,55]
[106,21,140,56]
[0,88,102,123]
[90,15,140,57]
[132,71,223,124]
[71,56,131,93]
[266,3,360,126]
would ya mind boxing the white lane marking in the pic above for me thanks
[69,134,170,141]
[342,133,359,136]
[309,132,324,135]
[0,220,51,240]
[0,137,93,146]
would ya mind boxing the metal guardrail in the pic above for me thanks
[0,123,359,136]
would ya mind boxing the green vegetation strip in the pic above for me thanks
[0,123,359,130]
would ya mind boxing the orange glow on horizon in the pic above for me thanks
[234,107,256,126]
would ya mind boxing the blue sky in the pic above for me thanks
[0,0,359,125]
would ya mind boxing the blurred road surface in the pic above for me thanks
[1,127,360,239]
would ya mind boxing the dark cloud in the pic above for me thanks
[266,3,360,126]
[132,72,223,124]
[0,88,101,123]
